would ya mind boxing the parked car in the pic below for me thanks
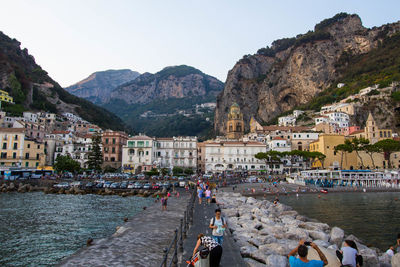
[70,181,83,188]
[54,182,70,189]
[179,180,187,188]
[127,182,135,189]
[95,183,103,188]
[85,182,95,188]
[110,182,120,189]
[133,182,142,189]
[143,183,151,190]
[120,182,128,189]
[103,181,113,188]
[173,181,179,187]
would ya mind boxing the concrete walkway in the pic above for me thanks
[181,200,245,267]
[57,192,191,267]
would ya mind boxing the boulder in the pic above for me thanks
[265,255,288,267]
[259,243,289,256]
[312,239,331,248]
[308,230,330,242]
[246,197,257,204]
[391,253,400,267]
[243,257,266,267]
[240,245,258,257]
[378,253,391,267]
[330,227,344,247]
[284,227,309,240]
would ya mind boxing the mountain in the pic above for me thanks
[214,13,400,134]
[103,65,224,138]
[65,69,140,104]
[109,65,223,104]
[0,31,127,131]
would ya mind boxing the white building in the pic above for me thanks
[23,112,39,123]
[122,135,156,173]
[156,136,197,171]
[291,132,319,151]
[278,115,296,126]
[293,110,305,118]
[54,135,93,168]
[267,137,291,152]
[326,112,349,128]
[204,141,267,174]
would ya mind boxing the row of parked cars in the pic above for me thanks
[53,180,184,190]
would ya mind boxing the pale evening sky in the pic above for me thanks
[1,0,399,87]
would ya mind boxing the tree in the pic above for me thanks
[172,166,184,175]
[103,165,117,173]
[350,137,370,169]
[160,168,169,176]
[334,139,353,169]
[364,144,380,169]
[87,134,103,172]
[146,168,159,176]
[54,155,81,173]
[184,168,194,175]
[374,139,400,169]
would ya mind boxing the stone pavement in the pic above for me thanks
[181,200,245,267]
[57,191,191,267]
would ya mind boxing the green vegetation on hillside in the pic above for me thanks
[0,31,126,131]
[298,32,400,111]
[103,96,215,140]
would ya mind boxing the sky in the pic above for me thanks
[1,0,399,87]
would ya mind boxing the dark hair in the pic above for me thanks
[197,233,204,240]
[298,245,308,257]
[215,208,221,213]
[345,240,358,251]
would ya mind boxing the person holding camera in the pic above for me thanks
[288,240,328,266]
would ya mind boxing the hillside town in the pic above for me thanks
[1,83,400,179]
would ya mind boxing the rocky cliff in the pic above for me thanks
[0,31,126,131]
[109,65,224,104]
[214,13,400,134]
[65,69,140,104]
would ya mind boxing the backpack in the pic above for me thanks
[211,217,225,226]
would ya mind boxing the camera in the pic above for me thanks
[304,241,311,246]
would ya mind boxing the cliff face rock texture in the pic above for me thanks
[214,13,400,134]
[65,69,140,104]
[109,65,224,104]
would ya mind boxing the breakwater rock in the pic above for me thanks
[218,192,389,267]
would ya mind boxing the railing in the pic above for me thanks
[160,189,196,267]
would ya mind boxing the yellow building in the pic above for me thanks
[226,103,244,139]
[364,113,392,144]
[249,117,263,133]
[0,128,25,167]
[309,134,357,169]
[22,139,45,168]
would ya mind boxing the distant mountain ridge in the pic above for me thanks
[109,65,223,104]
[65,69,140,104]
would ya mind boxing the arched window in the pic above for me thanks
[236,123,242,132]
[229,123,233,132]
[129,149,135,155]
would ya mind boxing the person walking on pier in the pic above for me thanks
[192,233,223,267]
[209,208,227,245]
[288,240,328,266]
[197,186,203,204]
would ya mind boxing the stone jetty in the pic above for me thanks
[217,192,392,267]
[57,191,191,266]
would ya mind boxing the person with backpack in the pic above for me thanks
[192,233,222,267]
[209,208,227,245]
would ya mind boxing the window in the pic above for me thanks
[27,144,30,149]
[25,153,29,159]
[36,162,39,167]
[13,152,16,159]
[111,157,115,162]
[1,152,7,159]
[112,147,116,153]
[36,154,39,160]
[128,141,135,147]
[13,143,17,150]
[37,145,40,149]
[105,157,109,161]
[112,138,116,144]
[145,151,149,155]
[25,162,29,167]
[105,138,109,144]
[137,141,144,147]
[2,143,6,149]
[145,141,149,147]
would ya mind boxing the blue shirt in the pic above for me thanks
[289,256,324,267]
